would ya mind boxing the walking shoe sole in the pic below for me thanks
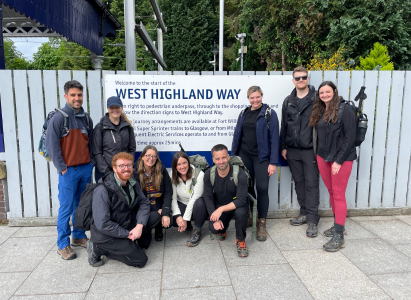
[86,241,104,267]
[290,221,307,226]
[257,236,267,241]
[57,250,77,260]
[323,244,345,252]
[71,242,87,248]
[324,231,347,238]
[306,233,318,238]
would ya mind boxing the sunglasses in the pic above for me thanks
[294,76,308,81]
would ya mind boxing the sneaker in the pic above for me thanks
[235,239,249,257]
[155,226,163,242]
[257,218,267,241]
[71,237,89,248]
[217,232,227,241]
[57,245,77,260]
[290,215,308,226]
[306,222,318,238]
[323,225,347,237]
[187,228,202,247]
[323,232,345,252]
[86,240,104,267]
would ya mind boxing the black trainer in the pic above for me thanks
[306,222,318,238]
[323,232,345,252]
[86,240,104,267]
[187,228,202,247]
[155,226,163,242]
[290,215,307,226]
[323,224,346,237]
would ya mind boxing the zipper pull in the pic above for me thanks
[111,130,116,143]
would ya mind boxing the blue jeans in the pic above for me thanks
[57,163,93,249]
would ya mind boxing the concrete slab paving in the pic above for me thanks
[349,216,398,221]
[396,215,411,225]
[15,248,97,295]
[228,264,313,300]
[357,219,411,245]
[340,239,411,275]
[85,271,161,300]
[10,293,87,299]
[370,272,411,300]
[219,232,287,266]
[266,219,329,250]
[317,218,377,240]
[11,226,58,238]
[0,272,30,299]
[0,226,21,245]
[161,286,236,300]
[394,244,411,258]
[164,224,218,247]
[162,243,230,289]
[283,249,390,300]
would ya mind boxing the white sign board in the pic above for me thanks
[105,75,294,155]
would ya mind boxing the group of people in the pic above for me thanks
[46,65,357,269]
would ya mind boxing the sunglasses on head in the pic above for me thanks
[294,76,308,81]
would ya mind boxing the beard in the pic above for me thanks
[116,170,132,182]
[216,162,229,171]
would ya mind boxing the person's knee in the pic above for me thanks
[234,206,248,219]
[209,222,220,234]
[193,197,206,211]
[292,175,304,184]
[148,211,161,229]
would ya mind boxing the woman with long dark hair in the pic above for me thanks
[231,86,279,241]
[170,151,208,247]
[135,145,172,242]
[309,81,357,252]
[93,96,136,182]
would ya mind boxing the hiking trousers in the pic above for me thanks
[57,163,93,250]
[172,197,208,228]
[209,205,248,241]
[286,148,320,224]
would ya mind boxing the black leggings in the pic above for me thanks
[239,150,270,219]
[172,197,208,228]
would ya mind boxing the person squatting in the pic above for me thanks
[46,69,356,268]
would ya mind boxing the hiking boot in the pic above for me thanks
[155,226,163,242]
[323,232,345,252]
[257,218,267,241]
[306,222,318,238]
[71,237,89,248]
[57,245,77,260]
[86,240,104,267]
[187,228,202,247]
[323,224,347,237]
[235,239,249,257]
[290,215,308,226]
[217,232,227,241]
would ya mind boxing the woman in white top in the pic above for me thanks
[171,151,208,247]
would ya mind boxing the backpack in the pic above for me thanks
[338,86,368,147]
[187,154,210,195]
[74,183,113,231]
[210,156,253,188]
[241,105,271,129]
[38,108,69,162]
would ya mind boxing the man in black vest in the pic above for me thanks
[86,152,160,267]
[280,66,320,238]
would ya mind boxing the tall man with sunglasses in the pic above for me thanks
[280,66,320,238]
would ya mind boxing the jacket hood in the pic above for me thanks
[101,113,131,130]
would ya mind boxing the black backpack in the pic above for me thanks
[74,183,113,231]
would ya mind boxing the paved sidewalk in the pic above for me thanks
[1,216,411,299]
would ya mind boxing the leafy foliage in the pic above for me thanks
[307,46,354,71]
[4,39,32,70]
[356,43,394,71]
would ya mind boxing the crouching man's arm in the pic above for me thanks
[92,186,130,239]
[127,185,151,241]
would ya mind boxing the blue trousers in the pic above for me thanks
[57,163,93,249]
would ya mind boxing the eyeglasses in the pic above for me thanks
[294,76,308,81]
[145,154,157,160]
[116,164,133,169]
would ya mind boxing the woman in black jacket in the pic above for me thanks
[309,81,357,252]
[135,145,172,241]
[93,96,136,182]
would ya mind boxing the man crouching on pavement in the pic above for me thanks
[87,152,160,267]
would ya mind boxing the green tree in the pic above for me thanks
[31,38,61,70]
[356,42,394,71]
[159,0,219,71]
[3,39,32,69]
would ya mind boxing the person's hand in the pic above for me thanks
[176,217,187,232]
[158,209,162,215]
[61,168,68,175]
[332,162,342,175]
[162,215,170,228]
[128,224,143,241]
[281,149,287,160]
[213,220,224,231]
[210,208,222,222]
[268,164,277,177]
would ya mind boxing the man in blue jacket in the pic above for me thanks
[87,152,160,268]
[46,80,95,260]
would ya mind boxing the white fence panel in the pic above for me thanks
[369,71,392,207]
[28,70,51,217]
[279,167,292,209]
[58,70,71,108]
[72,71,88,113]
[14,70,37,217]
[382,71,405,207]
[0,70,22,217]
[357,71,378,208]
[43,70,60,216]
[268,172,279,210]
[396,71,411,207]
[87,71,103,126]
